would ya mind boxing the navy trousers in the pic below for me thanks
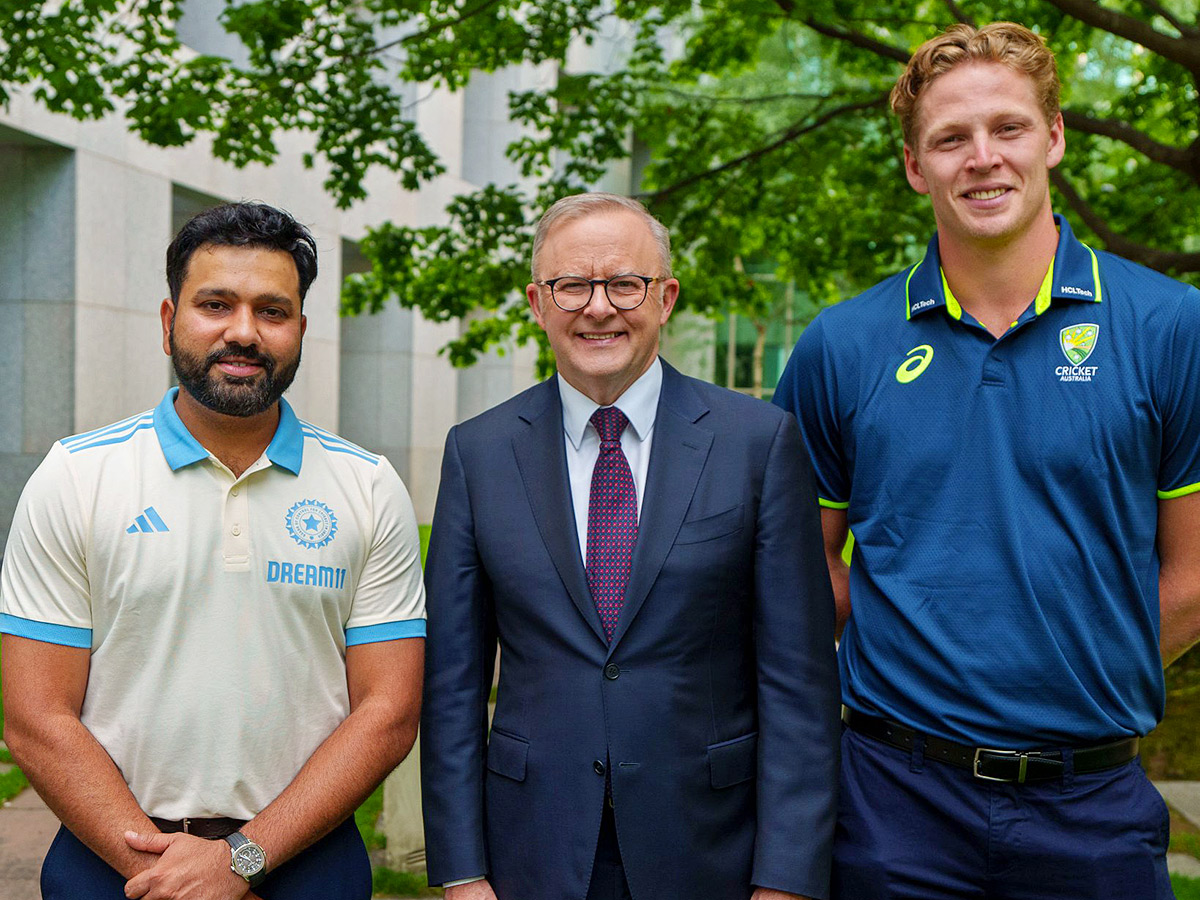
[586,803,634,900]
[832,728,1174,900]
[41,816,371,900]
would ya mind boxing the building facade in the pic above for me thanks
[0,16,557,543]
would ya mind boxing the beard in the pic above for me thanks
[170,327,301,418]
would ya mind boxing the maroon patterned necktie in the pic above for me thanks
[586,406,638,642]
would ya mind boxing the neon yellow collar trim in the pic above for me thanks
[940,258,1055,324]
[939,270,963,320]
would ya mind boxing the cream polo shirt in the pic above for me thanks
[0,388,426,819]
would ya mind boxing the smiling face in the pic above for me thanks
[161,244,307,421]
[527,209,679,407]
[904,62,1064,253]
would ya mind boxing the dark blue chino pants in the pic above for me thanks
[832,728,1173,900]
[586,802,634,900]
[41,816,371,900]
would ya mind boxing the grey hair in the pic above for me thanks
[530,192,673,282]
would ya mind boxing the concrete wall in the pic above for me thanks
[0,140,77,547]
[0,60,546,538]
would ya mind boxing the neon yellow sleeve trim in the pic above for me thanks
[1158,482,1200,500]
[819,498,850,510]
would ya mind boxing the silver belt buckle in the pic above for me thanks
[973,748,1032,783]
[181,817,192,834]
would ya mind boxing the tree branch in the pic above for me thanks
[942,0,976,26]
[801,19,911,64]
[364,0,506,57]
[1135,0,1200,39]
[1050,169,1200,272]
[1063,108,1195,178]
[643,94,889,203]
[803,7,1200,186]
[1042,0,1200,74]
[659,86,874,105]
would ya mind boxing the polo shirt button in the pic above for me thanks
[604,664,620,680]
[593,759,606,776]
[232,525,241,536]
[231,487,240,497]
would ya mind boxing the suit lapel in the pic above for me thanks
[511,379,607,644]
[609,362,712,652]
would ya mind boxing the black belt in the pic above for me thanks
[842,708,1139,784]
[149,816,247,839]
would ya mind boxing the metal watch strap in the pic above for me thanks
[223,831,267,889]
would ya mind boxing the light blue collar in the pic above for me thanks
[152,387,304,474]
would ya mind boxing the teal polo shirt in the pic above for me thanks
[774,216,1200,747]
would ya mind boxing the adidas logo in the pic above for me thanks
[126,507,170,534]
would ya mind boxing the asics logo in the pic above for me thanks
[896,345,934,384]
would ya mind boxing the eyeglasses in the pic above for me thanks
[537,274,663,311]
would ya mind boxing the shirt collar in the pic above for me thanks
[152,387,304,474]
[558,357,663,450]
[940,263,1055,321]
[905,214,1103,322]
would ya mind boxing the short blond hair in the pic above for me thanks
[891,22,1060,145]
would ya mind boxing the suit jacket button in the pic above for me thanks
[604,663,620,680]
[593,759,606,776]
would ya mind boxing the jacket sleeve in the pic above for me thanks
[750,412,841,899]
[420,426,498,885]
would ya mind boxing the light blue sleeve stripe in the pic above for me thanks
[61,413,151,447]
[345,619,426,646]
[302,431,381,465]
[0,614,92,648]
[304,422,378,457]
[68,421,156,454]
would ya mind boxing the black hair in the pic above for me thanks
[166,201,319,303]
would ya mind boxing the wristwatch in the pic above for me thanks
[223,831,267,888]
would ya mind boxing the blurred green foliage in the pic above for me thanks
[1144,646,1200,779]
[2,2,1196,370]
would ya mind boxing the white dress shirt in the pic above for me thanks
[558,357,662,560]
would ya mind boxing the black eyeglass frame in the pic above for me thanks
[536,274,664,311]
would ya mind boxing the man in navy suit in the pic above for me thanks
[420,193,839,900]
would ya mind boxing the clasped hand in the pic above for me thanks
[122,831,260,900]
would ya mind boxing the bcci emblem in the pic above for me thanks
[285,499,338,549]
[1060,324,1099,365]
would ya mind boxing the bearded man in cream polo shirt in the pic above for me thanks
[0,202,425,900]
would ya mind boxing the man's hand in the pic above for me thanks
[445,878,499,900]
[751,889,812,900]
[122,831,251,900]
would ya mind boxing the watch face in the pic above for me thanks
[232,843,266,876]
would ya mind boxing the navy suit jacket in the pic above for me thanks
[421,360,839,900]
